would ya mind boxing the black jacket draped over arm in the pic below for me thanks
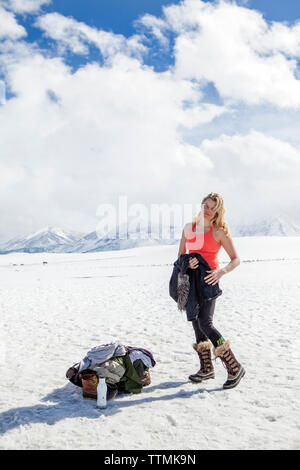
[169,253,222,321]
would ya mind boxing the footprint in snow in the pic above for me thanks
[166,414,177,426]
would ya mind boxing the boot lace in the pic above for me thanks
[221,350,240,375]
[199,349,213,373]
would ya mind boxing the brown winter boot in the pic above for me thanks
[79,369,99,400]
[141,370,151,386]
[189,340,215,383]
[214,340,245,389]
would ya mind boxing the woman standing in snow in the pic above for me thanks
[177,192,245,389]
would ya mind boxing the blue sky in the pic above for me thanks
[14,0,300,71]
[1,0,300,239]
[19,0,300,35]
[9,0,300,91]
[10,0,300,98]
[248,0,300,22]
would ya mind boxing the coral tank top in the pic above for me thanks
[185,222,221,270]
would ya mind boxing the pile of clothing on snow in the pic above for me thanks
[66,341,156,401]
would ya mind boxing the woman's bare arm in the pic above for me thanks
[218,229,240,274]
[177,228,187,257]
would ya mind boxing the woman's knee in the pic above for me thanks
[199,320,214,336]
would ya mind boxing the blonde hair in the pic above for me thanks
[192,192,230,237]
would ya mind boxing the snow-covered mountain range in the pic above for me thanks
[0,227,84,254]
[0,224,179,254]
[0,215,299,254]
[231,215,300,237]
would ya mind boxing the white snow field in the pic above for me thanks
[0,236,299,450]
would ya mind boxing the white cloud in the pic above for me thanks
[135,13,169,47]
[177,102,229,129]
[198,130,300,221]
[1,0,300,239]
[35,12,148,59]
[257,21,300,57]
[140,0,300,108]
[0,39,227,237]
[0,79,5,103]
[201,130,300,175]
[2,0,51,14]
[0,6,26,39]
[0,164,26,190]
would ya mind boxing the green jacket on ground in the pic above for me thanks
[113,355,143,394]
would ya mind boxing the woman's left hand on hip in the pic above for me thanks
[204,269,224,285]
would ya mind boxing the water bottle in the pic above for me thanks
[96,377,107,409]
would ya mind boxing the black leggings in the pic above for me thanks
[192,298,223,348]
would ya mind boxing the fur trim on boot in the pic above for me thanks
[141,370,151,386]
[193,340,212,353]
[189,340,215,383]
[213,340,245,389]
[213,339,231,357]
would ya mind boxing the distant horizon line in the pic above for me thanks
[1,212,300,248]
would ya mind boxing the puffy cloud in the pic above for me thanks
[1,0,300,239]
[34,12,148,59]
[0,38,227,237]
[139,0,300,107]
[135,13,169,47]
[1,0,51,14]
[0,6,26,39]
[177,102,229,129]
[34,2,300,107]
[256,21,300,57]
[198,130,300,221]
[201,129,300,176]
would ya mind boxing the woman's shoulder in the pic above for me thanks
[185,220,196,231]
[214,225,225,233]
[184,221,194,228]
[213,224,231,242]
[182,221,194,238]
